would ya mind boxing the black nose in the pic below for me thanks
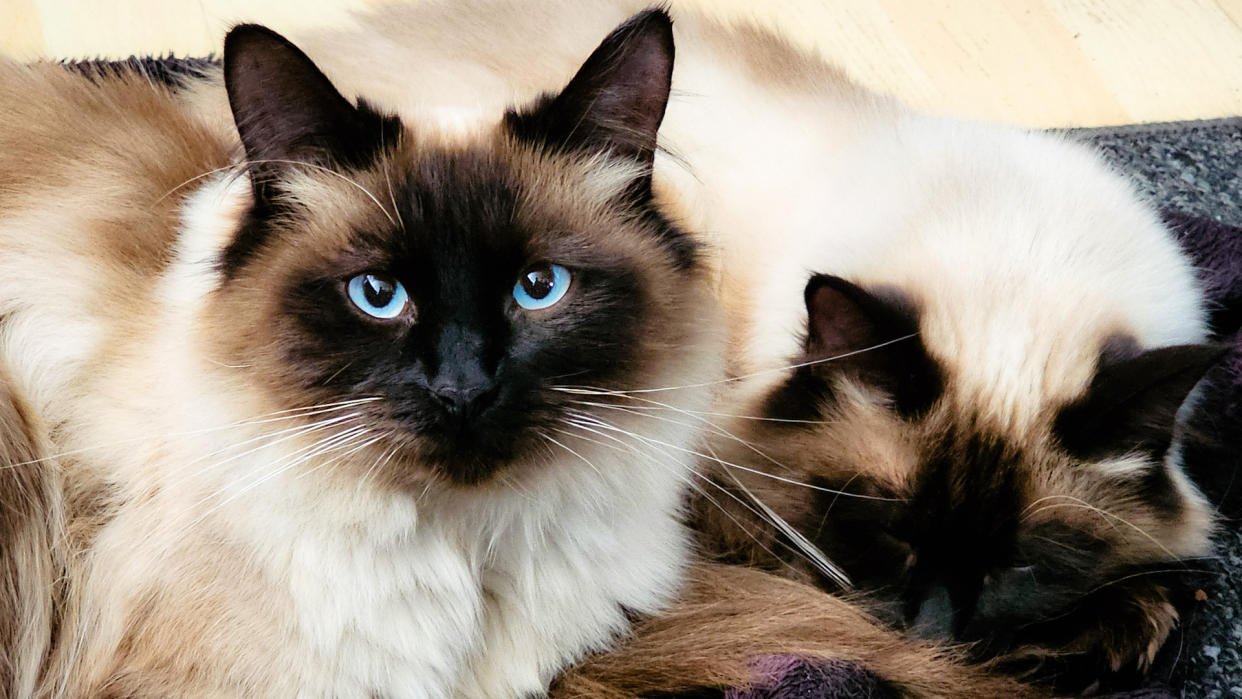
[431,380,498,416]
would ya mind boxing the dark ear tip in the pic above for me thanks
[803,273,853,309]
[223,24,295,59]
[224,23,275,46]
[619,7,674,53]
[630,7,674,30]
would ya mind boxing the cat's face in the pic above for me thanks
[203,15,711,488]
[709,274,1219,687]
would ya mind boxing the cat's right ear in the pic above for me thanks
[1054,342,1226,460]
[223,25,400,190]
[505,9,674,173]
[802,274,942,417]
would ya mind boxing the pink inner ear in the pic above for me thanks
[806,281,879,359]
[223,23,400,172]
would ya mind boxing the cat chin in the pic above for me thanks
[417,443,532,487]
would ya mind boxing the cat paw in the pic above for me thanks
[999,580,1179,692]
[1094,584,1178,675]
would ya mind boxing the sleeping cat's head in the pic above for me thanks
[705,272,1220,687]
[196,13,716,488]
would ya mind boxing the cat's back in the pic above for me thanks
[731,114,1208,425]
[0,60,226,201]
[0,59,232,268]
[0,59,234,412]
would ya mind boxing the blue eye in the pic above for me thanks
[347,273,409,319]
[513,263,571,310]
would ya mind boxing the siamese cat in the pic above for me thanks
[0,15,723,699]
[301,0,1221,690]
[0,12,1040,699]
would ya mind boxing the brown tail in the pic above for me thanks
[0,364,64,699]
[551,563,1048,699]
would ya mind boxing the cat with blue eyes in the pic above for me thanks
[0,11,1037,699]
[301,0,1223,693]
[0,14,724,697]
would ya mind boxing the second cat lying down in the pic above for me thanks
[302,0,1221,689]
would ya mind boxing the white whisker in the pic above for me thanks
[552,334,917,395]
[163,412,366,491]
[1021,496,1179,561]
[560,413,851,588]
[357,442,400,493]
[570,397,804,480]
[714,448,851,589]
[193,425,372,523]
[538,431,603,478]
[1,398,380,471]
[567,404,898,502]
[297,433,383,481]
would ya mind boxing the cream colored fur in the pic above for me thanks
[0,58,723,697]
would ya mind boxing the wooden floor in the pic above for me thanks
[2,0,1241,128]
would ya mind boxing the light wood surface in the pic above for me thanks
[2,0,1240,128]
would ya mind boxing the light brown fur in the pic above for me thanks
[0,360,64,699]
[551,564,1040,698]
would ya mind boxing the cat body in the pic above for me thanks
[0,18,722,698]
[303,0,1219,686]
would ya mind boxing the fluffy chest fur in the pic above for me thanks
[0,15,722,697]
[10,167,707,698]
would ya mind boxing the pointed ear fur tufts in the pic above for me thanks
[504,9,675,170]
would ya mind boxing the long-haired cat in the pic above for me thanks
[300,0,1222,690]
[0,15,726,698]
[0,13,1044,699]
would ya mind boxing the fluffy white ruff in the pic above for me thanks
[64,172,713,698]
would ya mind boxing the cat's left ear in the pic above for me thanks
[505,9,674,172]
[802,274,942,417]
[1054,342,1227,460]
[223,24,400,182]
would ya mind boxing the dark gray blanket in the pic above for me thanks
[1086,119,1242,699]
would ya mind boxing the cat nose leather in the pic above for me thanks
[430,380,497,415]
[429,323,499,415]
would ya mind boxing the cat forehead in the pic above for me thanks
[278,134,644,217]
[913,308,1112,438]
[253,137,658,265]
[777,384,1180,507]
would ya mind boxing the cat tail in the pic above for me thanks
[0,362,65,699]
[549,562,1047,699]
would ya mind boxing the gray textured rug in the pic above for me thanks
[1078,119,1242,698]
